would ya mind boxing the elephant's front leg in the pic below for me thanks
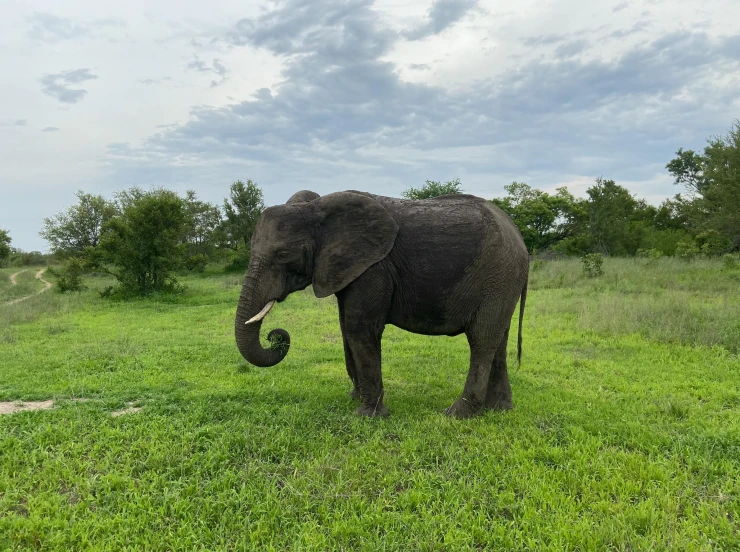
[344,326,388,417]
[338,297,360,401]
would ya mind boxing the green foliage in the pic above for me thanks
[580,253,604,277]
[722,253,739,270]
[636,248,663,261]
[39,191,116,258]
[401,178,463,200]
[667,120,740,252]
[182,190,222,264]
[9,250,50,267]
[0,229,11,266]
[98,188,187,296]
[492,183,586,253]
[222,180,264,252]
[47,258,87,293]
[184,253,209,273]
[675,239,700,261]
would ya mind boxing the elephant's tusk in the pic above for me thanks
[245,300,275,324]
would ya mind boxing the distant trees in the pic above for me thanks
[402,178,463,200]
[0,229,11,266]
[39,180,267,296]
[183,190,222,271]
[39,191,116,258]
[491,182,585,253]
[666,121,740,252]
[221,180,264,266]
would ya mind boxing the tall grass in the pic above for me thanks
[530,257,740,353]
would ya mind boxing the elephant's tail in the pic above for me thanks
[517,279,528,367]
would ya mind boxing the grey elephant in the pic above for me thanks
[235,190,529,418]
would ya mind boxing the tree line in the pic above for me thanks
[1,121,737,295]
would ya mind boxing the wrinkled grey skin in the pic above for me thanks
[235,190,529,418]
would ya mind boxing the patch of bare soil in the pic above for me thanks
[111,403,142,417]
[9,270,28,285]
[5,268,53,305]
[0,400,55,414]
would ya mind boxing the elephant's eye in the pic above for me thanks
[276,250,292,262]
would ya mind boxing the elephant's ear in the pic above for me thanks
[311,192,398,298]
[286,190,320,204]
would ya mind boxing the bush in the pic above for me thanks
[581,253,604,277]
[676,240,700,261]
[637,248,664,262]
[695,230,731,256]
[47,258,87,293]
[723,253,740,270]
[184,254,209,272]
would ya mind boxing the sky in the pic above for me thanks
[1,0,739,252]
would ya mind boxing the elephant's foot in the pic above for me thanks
[485,394,513,411]
[355,401,389,417]
[445,396,483,419]
[349,387,361,401]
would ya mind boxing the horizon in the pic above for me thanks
[2,0,739,252]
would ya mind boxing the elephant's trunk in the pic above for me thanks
[235,276,290,367]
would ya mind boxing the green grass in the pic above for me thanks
[1,259,738,550]
[0,268,46,302]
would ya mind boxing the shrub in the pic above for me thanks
[47,258,87,293]
[637,248,664,261]
[581,253,604,277]
[676,240,700,261]
[723,253,740,270]
[184,254,209,272]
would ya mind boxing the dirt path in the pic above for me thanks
[4,268,52,305]
[9,269,28,285]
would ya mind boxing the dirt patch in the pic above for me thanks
[111,403,142,417]
[0,400,55,415]
[5,268,53,306]
[9,270,28,285]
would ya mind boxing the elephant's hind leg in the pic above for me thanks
[446,313,505,419]
[485,328,513,411]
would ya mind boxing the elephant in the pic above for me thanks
[234,190,529,418]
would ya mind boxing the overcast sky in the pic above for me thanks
[1,0,739,251]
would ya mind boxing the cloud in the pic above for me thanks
[554,39,589,58]
[26,12,124,42]
[186,57,228,87]
[40,68,99,104]
[105,0,740,205]
[403,0,479,41]
[613,1,630,13]
[521,33,569,47]
[15,119,27,126]
[42,127,60,132]
[138,77,173,86]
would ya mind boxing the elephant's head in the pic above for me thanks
[235,190,399,367]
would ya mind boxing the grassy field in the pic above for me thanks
[0,268,46,303]
[1,258,738,550]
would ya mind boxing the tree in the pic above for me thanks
[585,178,639,255]
[40,191,116,257]
[667,120,740,251]
[491,182,587,253]
[401,178,463,200]
[0,229,11,266]
[665,148,708,197]
[183,190,222,267]
[99,187,187,296]
[222,180,264,251]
